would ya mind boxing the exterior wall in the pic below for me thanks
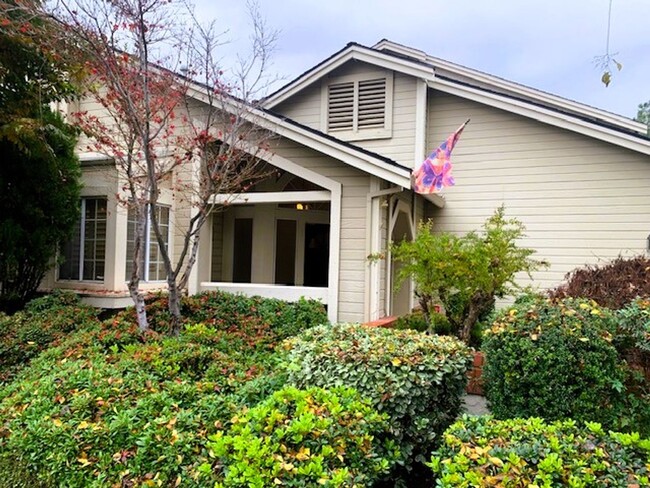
[271,138,373,323]
[274,62,418,169]
[425,90,650,291]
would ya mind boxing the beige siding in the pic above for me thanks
[426,90,650,291]
[275,82,322,128]
[272,62,418,168]
[272,138,372,323]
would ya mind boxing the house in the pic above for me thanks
[42,39,650,324]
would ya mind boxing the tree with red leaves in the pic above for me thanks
[36,0,277,333]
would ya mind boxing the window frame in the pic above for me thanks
[125,204,171,283]
[57,197,108,282]
[320,70,393,141]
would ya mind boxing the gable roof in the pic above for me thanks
[262,40,650,156]
[184,83,412,188]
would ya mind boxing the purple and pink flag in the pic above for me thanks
[412,119,469,194]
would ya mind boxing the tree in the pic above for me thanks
[40,0,276,333]
[0,1,82,312]
[635,100,650,135]
[391,207,547,344]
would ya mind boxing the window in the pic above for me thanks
[58,198,107,281]
[125,204,170,281]
[324,73,392,139]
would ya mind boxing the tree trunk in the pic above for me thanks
[459,292,494,344]
[128,281,149,332]
[167,279,183,336]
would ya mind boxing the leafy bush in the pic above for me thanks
[391,207,546,344]
[549,255,650,309]
[122,291,328,338]
[207,386,400,487]
[284,323,472,468]
[0,292,320,487]
[0,290,99,382]
[482,297,628,429]
[393,310,429,332]
[429,416,650,486]
[0,108,81,313]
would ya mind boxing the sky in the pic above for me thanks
[194,0,650,120]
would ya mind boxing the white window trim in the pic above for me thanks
[126,204,171,283]
[320,70,393,141]
[57,197,107,283]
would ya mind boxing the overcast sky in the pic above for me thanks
[194,0,650,119]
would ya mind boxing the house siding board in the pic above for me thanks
[426,90,650,292]
[272,138,371,323]
[273,63,417,169]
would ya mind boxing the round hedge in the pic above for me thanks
[207,386,400,487]
[430,415,650,486]
[482,297,626,427]
[283,323,472,466]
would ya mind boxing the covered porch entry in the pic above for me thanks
[198,154,341,322]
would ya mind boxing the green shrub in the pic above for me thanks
[393,310,429,332]
[429,416,650,486]
[0,294,310,487]
[482,297,627,428]
[391,207,546,344]
[549,255,650,309]
[207,386,400,487]
[618,297,650,354]
[120,291,328,339]
[284,323,472,468]
[0,290,99,382]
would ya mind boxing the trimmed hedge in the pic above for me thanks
[207,386,400,487]
[482,297,628,428]
[284,323,472,467]
[429,416,650,486]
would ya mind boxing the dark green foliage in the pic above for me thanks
[549,255,650,310]
[284,324,472,470]
[0,291,98,382]
[122,291,328,338]
[207,386,400,487]
[393,310,429,332]
[429,416,650,486]
[0,108,81,312]
[391,207,545,344]
[482,297,629,429]
[0,0,78,123]
[0,291,323,487]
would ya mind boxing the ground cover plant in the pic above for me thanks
[482,296,649,433]
[0,290,99,383]
[0,291,327,487]
[207,386,401,487]
[429,416,650,486]
[284,323,472,476]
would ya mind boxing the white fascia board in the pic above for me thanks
[429,78,650,157]
[186,83,412,188]
[429,57,645,134]
[212,190,331,205]
[262,45,433,109]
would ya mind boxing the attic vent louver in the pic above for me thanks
[358,78,386,129]
[327,78,387,133]
[327,81,354,130]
